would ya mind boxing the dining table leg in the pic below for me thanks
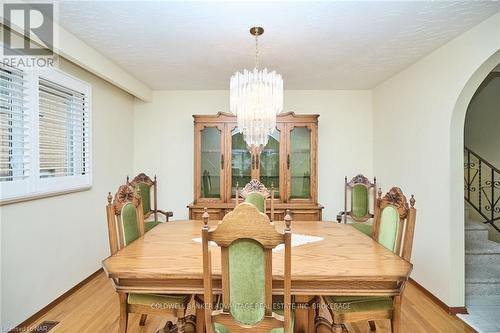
[194,295,206,333]
[391,295,402,333]
[294,295,314,333]
[118,293,128,333]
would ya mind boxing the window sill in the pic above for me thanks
[0,186,92,206]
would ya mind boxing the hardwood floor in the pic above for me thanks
[22,271,475,333]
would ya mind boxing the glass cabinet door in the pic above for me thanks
[231,127,252,197]
[288,125,312,200]
[259,128,281,198]
[199,125,223,200]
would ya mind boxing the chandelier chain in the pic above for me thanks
[255,34,259,69]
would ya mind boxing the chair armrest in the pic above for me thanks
[156,209,174,221]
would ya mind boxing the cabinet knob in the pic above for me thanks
[287,154,290,169]
[221,154,224,170]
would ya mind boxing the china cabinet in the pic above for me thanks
[188,112,323,220]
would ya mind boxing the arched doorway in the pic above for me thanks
[450,50,500,330]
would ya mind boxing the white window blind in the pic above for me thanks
[0,64,30,183]
[0,68,92,203]
[38,77,90,179]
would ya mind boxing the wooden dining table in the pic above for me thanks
[102,219,412,333]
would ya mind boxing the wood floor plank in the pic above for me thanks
[21,272,475,333]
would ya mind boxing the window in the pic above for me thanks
[38,76,90,179]
[0,65,92,203]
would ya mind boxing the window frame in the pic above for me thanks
[0,67,92,204]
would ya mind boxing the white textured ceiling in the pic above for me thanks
[56,1,500,90]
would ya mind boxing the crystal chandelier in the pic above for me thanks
[230,26,283,153]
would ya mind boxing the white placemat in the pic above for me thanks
[192,234,323,252]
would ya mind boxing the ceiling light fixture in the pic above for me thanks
[230,26,283,154]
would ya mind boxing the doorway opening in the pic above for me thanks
[461,65,500,331]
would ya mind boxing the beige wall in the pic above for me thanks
[465,77,500,168]
[133,90,373,221]
[373,12,500,307]
[0,58,135,328]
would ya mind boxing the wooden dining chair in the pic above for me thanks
[337,175,377,236]
[106,185,190,333]
[236,179,276,221]
[319,187,416,333]
[127,173,173,232]
[201,203,293,333]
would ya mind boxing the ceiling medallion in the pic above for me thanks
[230,26,284,154]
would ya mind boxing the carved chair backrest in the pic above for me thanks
[372,187,416,262]
[235,179,275,221]
[127,173,157,220]
[201,203,292,333]
[344,174,377,223]
[106,185,145,255]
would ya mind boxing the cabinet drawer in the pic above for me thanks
[190,208,224,220]
[271,209,321,221]
[288,210,321,221]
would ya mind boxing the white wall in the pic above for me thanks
[133,90,373,221]
[0,58,135,329]
[465,77,500,167]
[373,12,500,307]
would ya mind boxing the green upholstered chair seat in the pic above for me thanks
[144,220,162,232]
[350,222,373,236]
[244,192,265,213]
[128,293,190,307]
[269,305,295,333]
[325,295,393,314]
[213,306,294,333]
[213,323,230,333]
